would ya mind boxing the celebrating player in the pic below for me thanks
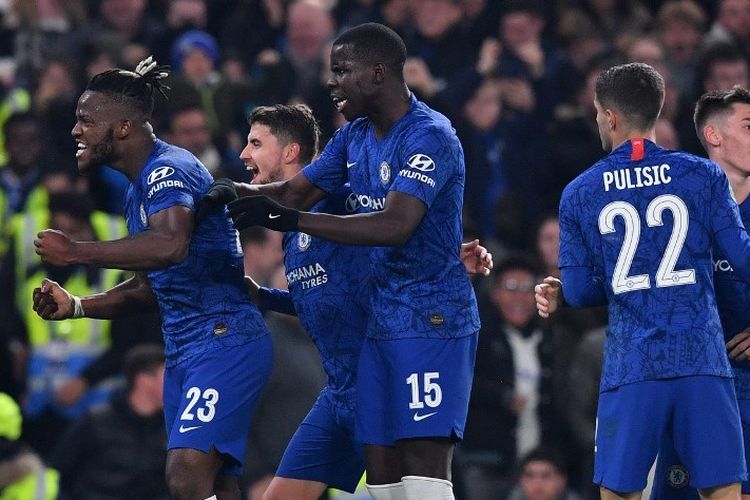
[223,101,491,500]
[31,57,272,500]
[212,22,479,500]
[535,63,750,500]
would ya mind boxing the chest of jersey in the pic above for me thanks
[343,128,406,212]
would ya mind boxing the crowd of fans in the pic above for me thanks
[0,0,745,498]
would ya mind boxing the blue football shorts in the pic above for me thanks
[594,376,746,493]
[355,332,478,446]
[163,335,273,476]
[651,397,750,499]
[276,386,365,492]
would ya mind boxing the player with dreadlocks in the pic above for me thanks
[31,56,273,500]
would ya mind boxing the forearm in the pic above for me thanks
[298,211,411,246]
[235,180,315,210]
[560,266,608,308]
[74,232,187,271]
[258,287,296,315]
[80,275,158,319]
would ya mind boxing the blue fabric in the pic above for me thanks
[124,139,269,366]
[558,139,746,391]
[281,186,368,403]
[276,387,364,492]
[258,287,295,316]
[355,333,478,445]
[163,337,273,475]
[594,377,746,492]
[302,94,480,340]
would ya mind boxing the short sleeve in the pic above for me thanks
[302,126,348,193]
[389,126,457,208]
[142,164,196,217]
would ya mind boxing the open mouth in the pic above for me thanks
[332,96,348,113]
[247,164,259,182]
[76,141,87,159]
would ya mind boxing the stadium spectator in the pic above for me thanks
[656,0,707,96]
[564,327,605,500]
[704,0,750,54]
[0,392,59,499]
[2,192,127,457]
[163,103,247,182]
[51,344,169,500]
[402,0,474,106]
[459,256,571,500]
[69,0,165,61]
[506,447,583,500]
[0,112,49,236]
[675,42,750,154]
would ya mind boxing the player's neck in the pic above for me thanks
[370,84,410,140]
[724,167,750,205]
[611,129,656,151]
[115,133,157,181]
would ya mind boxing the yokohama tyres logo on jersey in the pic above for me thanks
[345,192,386,212]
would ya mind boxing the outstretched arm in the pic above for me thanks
[236,170,326,211]
[231,190,427,246]
[33,272,158,320]
[34,206,193,271]
[297,191,426,246]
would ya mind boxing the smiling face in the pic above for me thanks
[327,43,375,121]
[240,123,287,185]
[71,91,119,174]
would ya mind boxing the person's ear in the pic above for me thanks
[606,109,617,131]
[373,62,385,85]
[703,124,721,148]
[116,119,131,139]
[284,142,300,164]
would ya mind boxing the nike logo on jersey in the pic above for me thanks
[346,161,357,168]
[178,425,202,433]
[413,411,437,422]
[268,213,281,219]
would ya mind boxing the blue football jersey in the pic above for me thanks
[302,94,480,340]
[715,195,750,400]
[559,139,745,391]
[283,185,369,402]
[124,140,268,366]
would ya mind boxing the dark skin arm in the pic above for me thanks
[34,206,193,270]
[298,190,426,246]
[236,170,326,211]
[33,272,158,320]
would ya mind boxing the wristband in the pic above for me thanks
[72,296,86,318]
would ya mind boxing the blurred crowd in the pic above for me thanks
[0,0,745,499]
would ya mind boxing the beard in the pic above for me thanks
[87,128,117,170]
